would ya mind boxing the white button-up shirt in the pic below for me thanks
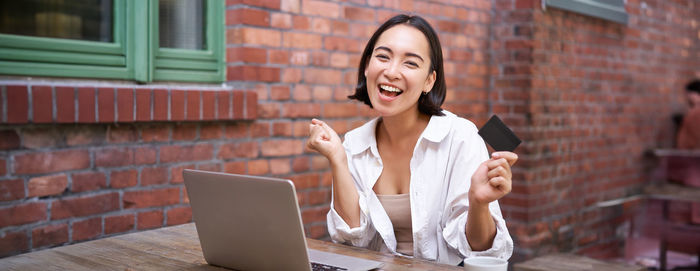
[326,110,513,265]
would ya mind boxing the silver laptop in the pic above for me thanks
[183,169,384,271]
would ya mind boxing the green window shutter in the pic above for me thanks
[152,0,225,83]
[0,0,225,83]
[0,0,131,80]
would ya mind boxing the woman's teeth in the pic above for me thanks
[379,85,403,97]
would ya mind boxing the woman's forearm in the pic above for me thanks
[329,156,361,228]
[465,200,496,251]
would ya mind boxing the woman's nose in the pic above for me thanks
[383,61,400,80]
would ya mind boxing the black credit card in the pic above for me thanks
[478,115,521,152]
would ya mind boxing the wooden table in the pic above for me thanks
[513,253,645,271]
[0,223,463,271]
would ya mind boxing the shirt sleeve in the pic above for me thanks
[440,124,514,260]
[326,141,376,248]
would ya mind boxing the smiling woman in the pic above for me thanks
[306,14,517,265]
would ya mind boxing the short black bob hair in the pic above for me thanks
[687,80,700,94]
[348,14,446,116]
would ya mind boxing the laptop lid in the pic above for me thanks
[183,169,312,271]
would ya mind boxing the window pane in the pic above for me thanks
[159,0,205,50]
[0,0,113,42]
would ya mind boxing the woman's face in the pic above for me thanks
[364,24,436,117]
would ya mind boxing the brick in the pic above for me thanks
[227,47,267,63]
[226,0,280,10]
[247,159,269,175]
[52,193,119,219]
[96,147,134,167]
[269,158,291,174]
[245,91,257,119]
[223,161,246,174]
[0,157,5,176]
[0,130,20,150]
[227,66,280,82]
[171,90,185,121]
[269,49,290,65]
[292,156,310,172]
[304,68,342,85]
[301,206,329,224]
[218,141,259,159]
[227,8,270,26]
[72,217,102,242]
[105,214,135,235]
[270,85,291,100]
[160,144,214,163]
[197,163,220,172]
[6,85,29,123]
[252,122,270,137]
[311,17,331,34]
[0,179,25,201]
[28,174,68,197]
[228,27,281,47]
[173,123,197,141]
[282,103,321,118]
[66,126,107,146]
[123,188,180,209]
[55,86,75,123]
[324,36,361,52]
[75,87,96,123]
[282,32,322,49]
[200,124,222,140]
[141,167,168,186]
[0,202,47,227]
[135,88,151,121]
[32,224,68,248]
[0,230,28,257]
[271,12,292,28]
[71,172,107,193]
[138,210,164,230]
[344,6,374,22]
[272,121,292,136]
[202,91,216,120]
[292,15,310,31]
[14,150,90,175]
[186,91,200,121]
[141,125,170,142]
[322,103,358,118]
[217,92,231,120]
[224,122,249,138]
[261,139,303,157]
[302,0,339,17]
[166,206,192,226]
[21,128,61,149]
[134,146,157,165]
[312,86,333,101]
[153,89,168,121]
[116,88,134,122]
[110,170,137,188]
[32,86,53,123]
[97,88,115,122]
[106,125,138,143]
[281,68,302,83]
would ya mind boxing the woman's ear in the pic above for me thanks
[423,70,436,94]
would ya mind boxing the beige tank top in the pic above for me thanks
[376,193,413,256]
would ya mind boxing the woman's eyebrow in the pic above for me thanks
[374,46,425,63]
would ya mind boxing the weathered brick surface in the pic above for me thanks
[0,0,697,263]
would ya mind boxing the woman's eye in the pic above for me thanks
[405,61,418,68]
[375,54,389,60]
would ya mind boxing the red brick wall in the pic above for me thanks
[493,0,700,262]
[1,0,699,263]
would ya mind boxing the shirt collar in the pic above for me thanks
[346,110,453,155]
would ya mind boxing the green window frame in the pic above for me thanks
[0,0,225,83]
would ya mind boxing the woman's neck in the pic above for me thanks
[377,108,430,147]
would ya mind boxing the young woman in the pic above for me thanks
[306,14,516,265]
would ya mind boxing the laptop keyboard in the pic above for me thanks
[311,262,348,271]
